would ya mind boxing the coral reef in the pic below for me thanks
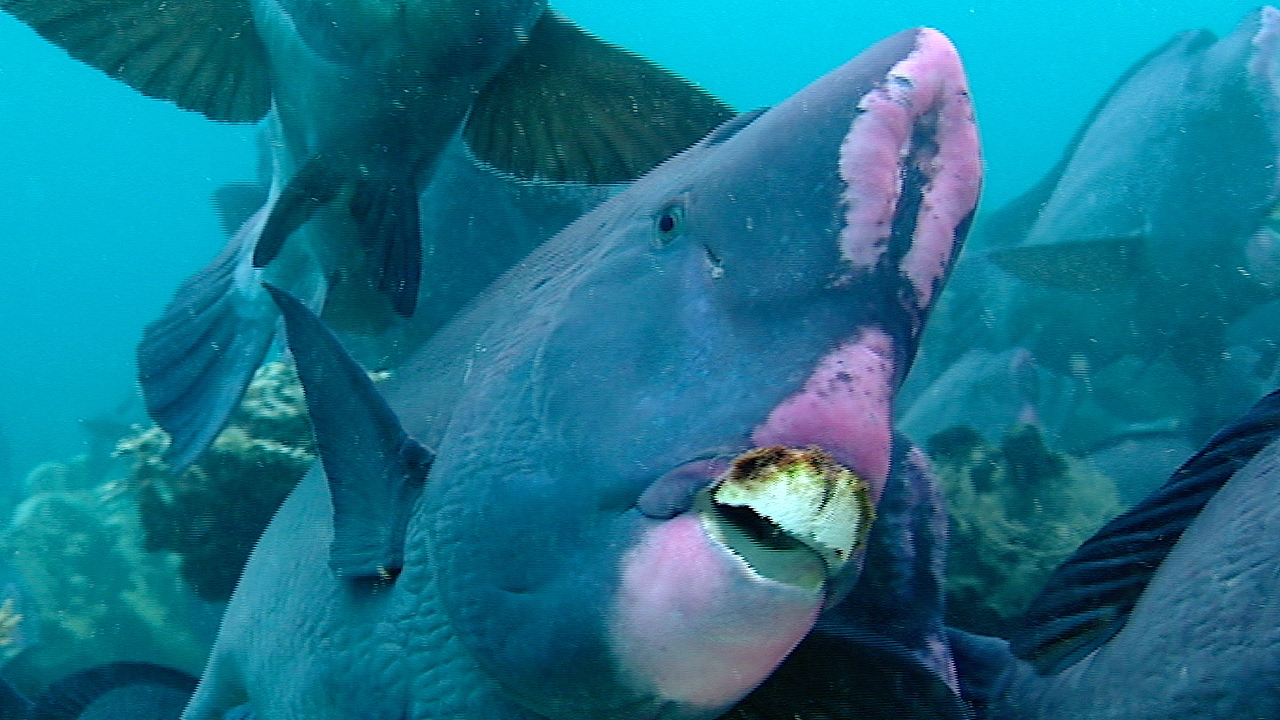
[927,424,1125,637]
[119,361,315,602]
[0,361,314,695]
[0,472,211,696]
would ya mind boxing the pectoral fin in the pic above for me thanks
[0,0,271,122]
[266,284,432,584]
[988,236,1144,292]
[464,11,736,184]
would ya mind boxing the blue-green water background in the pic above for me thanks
[0,0,1263,482]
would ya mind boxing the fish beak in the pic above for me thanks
[697,446,875,590]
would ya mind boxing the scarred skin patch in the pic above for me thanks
[838,27,981,310]
[751,327,895,503]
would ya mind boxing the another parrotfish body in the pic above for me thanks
[981,7,1280,387]
[184,28,981,720]
[0,0,733,471]
[951,382,1280,719]
[900,8,1280,492]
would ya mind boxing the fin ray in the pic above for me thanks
[137,209,282,472]
[1,0,271,121]
[465,11,735,183]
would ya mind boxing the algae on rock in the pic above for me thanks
[0,474,210,696]
[928,424,1125,637]
[119,361,316,602]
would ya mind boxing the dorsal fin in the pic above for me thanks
[265,284,432,584]
[1010,386,1280,674]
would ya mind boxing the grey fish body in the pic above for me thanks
[185,28,982,720]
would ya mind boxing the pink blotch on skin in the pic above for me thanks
[611,515,823,712]
[751,328,894,503]
[838,28,981,310]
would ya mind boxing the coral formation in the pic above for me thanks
[0,470,211,696]
[0,361,315,695]
[119,361,315,602]
[927,424,1125,637]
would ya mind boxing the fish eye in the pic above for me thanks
[654,204,686,246]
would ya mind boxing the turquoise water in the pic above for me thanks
[0,0,1261,481]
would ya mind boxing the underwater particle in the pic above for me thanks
[927,423,1125,637]
[119,362,316,602]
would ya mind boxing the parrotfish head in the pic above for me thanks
[421,26,980,720]
[270,0,546,71]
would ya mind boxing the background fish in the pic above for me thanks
[183,27,980,720]
[0,0,734,472]
[901,6,1280,500]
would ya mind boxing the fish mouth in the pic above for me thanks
[695,445,875,589]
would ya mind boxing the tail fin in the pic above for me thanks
[136,206,283,472]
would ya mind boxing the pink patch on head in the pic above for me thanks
[751,328,894,502]
[838,28,982,310]
[610,516,823,712]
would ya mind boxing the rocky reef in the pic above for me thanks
[0,460,211,696]
[0,362,316,694]
[927,424,1125,637]
[119,361,315,602]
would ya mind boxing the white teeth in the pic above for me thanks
[709,446,875,575]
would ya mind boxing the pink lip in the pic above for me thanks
[750,327,894,503]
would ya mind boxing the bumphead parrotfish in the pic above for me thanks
[178,27,980,720]
[0,0,733,471]
[978,6,1280,435]
[950,379,1280,718]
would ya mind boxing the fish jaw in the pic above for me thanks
[612,514,824,714]
[751,328,896,504]
[612,447,875,714]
